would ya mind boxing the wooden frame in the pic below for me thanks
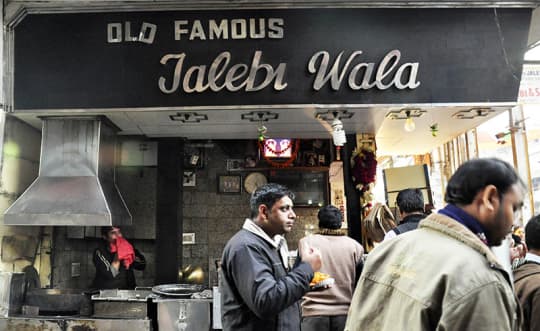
[218,174,242,194]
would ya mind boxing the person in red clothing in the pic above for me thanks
[91,226,146,289]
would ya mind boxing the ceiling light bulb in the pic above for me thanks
[331,118,347,146]
[404,117,416,132]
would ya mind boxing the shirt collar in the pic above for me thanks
[438,204,488,245]
[401,213,425,224]
[243,219,290,269]
[242,219,285,249]
[525,252,540,265]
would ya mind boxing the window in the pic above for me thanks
[523,104,540,216]
[476,111,514,165]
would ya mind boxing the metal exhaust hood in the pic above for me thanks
[4,116,132,226]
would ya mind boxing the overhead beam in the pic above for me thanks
[5,0,540,7]
[5,0,540,22]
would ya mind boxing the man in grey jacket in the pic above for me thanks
[345,158,524,331]
[220,183,322,331]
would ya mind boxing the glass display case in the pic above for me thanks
[268,171,328,207]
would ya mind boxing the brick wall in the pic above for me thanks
[50,139,321,289]
[51,228,155,289]
[182,141,248,287]
[182,141,319,287]
[51,165,158,289]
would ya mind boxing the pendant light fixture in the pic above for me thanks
[385,108,426,133]
[404,110,416,132]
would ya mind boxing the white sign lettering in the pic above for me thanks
[105,20,421,94]
[107,22,157,44]
[308,50,420,91]
[158,51,288,93]
[173,18,284,41]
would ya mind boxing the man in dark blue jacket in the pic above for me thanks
[220,183,322,331]
[384,188,426,241]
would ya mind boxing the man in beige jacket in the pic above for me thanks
[345,158,524,331]
[300,205,364,331]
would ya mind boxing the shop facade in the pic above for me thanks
[0,1,536,321]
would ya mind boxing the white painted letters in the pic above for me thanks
[174,20,189,40]
[158,51,288,94]
[189,20,207,40]
[107,22,156,44]
[309,50,420,91]
[107,23,122,43]
[106,20,421,94]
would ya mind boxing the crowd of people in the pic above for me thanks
[219,158,540,331]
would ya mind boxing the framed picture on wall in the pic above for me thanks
[218,175,242,194]
[183,171,196,187]
[303,151,318,167]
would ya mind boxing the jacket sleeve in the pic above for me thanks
[132,248,146,271]
[228,244,314,318]
[529,290,540,331]
[354,244,365,285]
[93,248,119,279]
[354,258,363,286]
[436,282,520,331]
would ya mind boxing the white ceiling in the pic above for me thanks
[376,106,508,155]
[12,105,509,156]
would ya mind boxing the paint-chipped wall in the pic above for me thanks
[50,137,158,289]
[0,115,51,287]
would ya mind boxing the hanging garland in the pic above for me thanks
[351,144,377,209]
[258,139,300,168]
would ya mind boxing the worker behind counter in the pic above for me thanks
[91,226,146,290]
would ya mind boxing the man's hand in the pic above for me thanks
[299,240,322,272]
[511,241,527,262]
[112,254,120,270]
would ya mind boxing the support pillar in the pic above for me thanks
[155,138,184,284]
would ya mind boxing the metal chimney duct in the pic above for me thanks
[4,116,132,226]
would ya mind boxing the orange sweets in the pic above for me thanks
[310,272,331,286]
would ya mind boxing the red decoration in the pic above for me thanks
[351,146,377,208]
[258,139,300,168]
[263,139,292,156]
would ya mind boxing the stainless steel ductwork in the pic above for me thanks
[4,116,132,226]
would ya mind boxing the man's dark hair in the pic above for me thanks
[445,158,524,205]
[250,183,295,218]
[525,215,540,250]
[318,205,343,230]
[100,226,118,237]
[396,188,424,214]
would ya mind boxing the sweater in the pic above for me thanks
[300,233,364,317]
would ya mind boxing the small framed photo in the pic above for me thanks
[182,233,196,245]
[226,159,244,171]
[183,171,196,187]
[218,174,242,194]
[304,152,318,167]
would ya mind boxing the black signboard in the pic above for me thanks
[13,8,531,110]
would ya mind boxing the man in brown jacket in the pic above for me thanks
[515,214,540,331]
[345,158,524,331]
